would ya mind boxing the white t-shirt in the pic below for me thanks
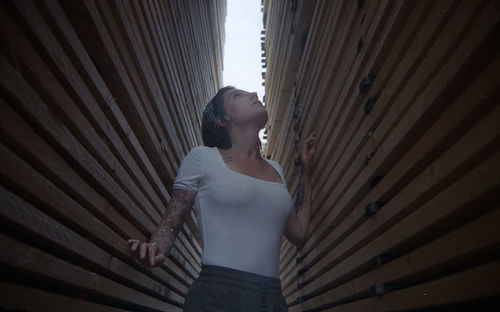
[172,145,294,278]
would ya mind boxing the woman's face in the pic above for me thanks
[220,88,268,129]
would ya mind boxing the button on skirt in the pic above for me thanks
[183,264,288,312]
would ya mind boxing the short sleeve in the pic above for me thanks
[172,146,204,194]
[277,165,286,185]
[267,159,286,185]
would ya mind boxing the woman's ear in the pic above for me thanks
[215,116,228,127]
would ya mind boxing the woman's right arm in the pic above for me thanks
[150,189,196,255]
[129,188,196,267]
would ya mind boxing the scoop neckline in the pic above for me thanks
[214,147,285,186]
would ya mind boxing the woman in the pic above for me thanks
[128,86,316,311]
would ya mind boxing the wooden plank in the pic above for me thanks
[297,207,500,310]
[274,0,379,163]
[0,98,197,283]
[0,281,132,312]
[80,0,178,179]
[0,140,190,300]
[325,259,500,311]
[135,0,195,147]
[282,2,480,286]
[0,100,138,245]
[2,0,162,224]
[288,141,500,308]
[282,48,500,292]
[0,180,191,300]
[39,0,172,215]
[108,0,186,156]
[2,0,202,271]
[266,0,326,156]
[0,234,182,311]
[280,0,392,278]
[0,56,154,234]
[0,0,225,308]
[286,98,500,297]
[111,1,204,272]
[282,0,500,288]
[297,0,420,187]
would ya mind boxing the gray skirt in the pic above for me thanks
[183,264,288,312]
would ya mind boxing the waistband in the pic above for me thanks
[196,264,283,295]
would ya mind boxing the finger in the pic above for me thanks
[305,141,314,151]
[130,240,140,252]
[154,253,165,266]
[139,243,147,259]
[149,246,156,266]
[303,146,311,156]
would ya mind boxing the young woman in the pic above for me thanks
[128,86,316,311]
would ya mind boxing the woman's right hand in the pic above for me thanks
[128,239,165,267]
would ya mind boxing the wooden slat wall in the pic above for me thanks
[0,0,225,311]
[263,0,500,311]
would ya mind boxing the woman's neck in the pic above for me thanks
[222,127,262,160]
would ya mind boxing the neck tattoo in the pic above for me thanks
[221,154,233,164]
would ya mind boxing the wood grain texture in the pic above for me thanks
[0,0,225,310]
[262,0,500,310]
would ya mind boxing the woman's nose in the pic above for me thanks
[250,92,258,99]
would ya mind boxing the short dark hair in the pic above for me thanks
[202,86,235,148]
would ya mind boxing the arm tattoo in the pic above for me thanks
[294,164,308,214]
[150,189,194,255]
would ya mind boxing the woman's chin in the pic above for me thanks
[258,109,268,126]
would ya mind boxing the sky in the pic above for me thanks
[222,0,267,142]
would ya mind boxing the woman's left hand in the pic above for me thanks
[301,130,317,177]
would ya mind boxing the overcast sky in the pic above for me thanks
[222,0,266,141]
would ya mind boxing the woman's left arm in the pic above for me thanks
[284,131,316,247]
